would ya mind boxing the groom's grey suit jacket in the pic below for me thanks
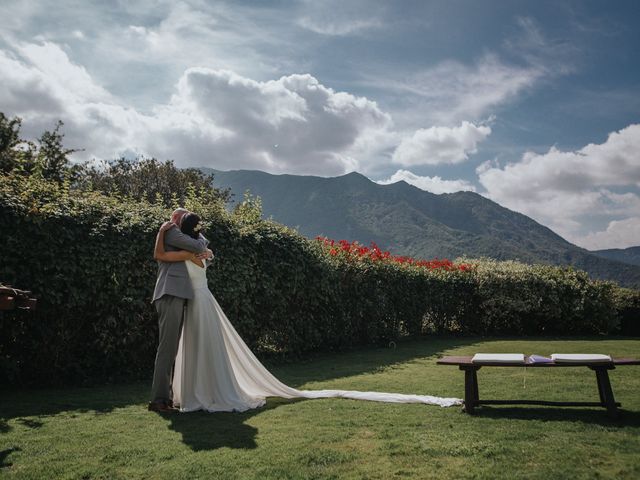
[152,226,209,303]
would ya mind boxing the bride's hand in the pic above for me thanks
[196,249,213,260]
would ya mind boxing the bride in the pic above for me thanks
[154,213,461,413]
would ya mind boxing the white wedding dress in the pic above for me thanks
[172,259,461,412]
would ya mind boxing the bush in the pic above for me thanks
[0,173,631,386]
[75,157,231,207]
[0,174,167,385]
[613,288,640,336]
[467,260,618,335]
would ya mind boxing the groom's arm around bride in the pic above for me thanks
[152,223,209,303]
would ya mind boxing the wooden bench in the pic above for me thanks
[437,355,640,418]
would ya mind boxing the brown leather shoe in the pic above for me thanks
[147,400,177,413]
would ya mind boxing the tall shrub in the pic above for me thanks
[0,173,626,386]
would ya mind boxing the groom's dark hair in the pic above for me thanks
[180,213,201,239]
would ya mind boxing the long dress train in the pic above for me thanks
[172,260,461,412]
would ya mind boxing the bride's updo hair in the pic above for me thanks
[180,213,202,239]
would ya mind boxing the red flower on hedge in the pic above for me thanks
[315,236,474,272]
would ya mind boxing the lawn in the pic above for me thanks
[1,337,639,479]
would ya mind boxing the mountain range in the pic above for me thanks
[204,168,640,289]
[592,247,640,267]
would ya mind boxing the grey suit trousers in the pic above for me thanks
[151,295,186,402]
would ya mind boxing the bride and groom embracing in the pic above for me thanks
[147,208,461,414]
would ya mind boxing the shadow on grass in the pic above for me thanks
[0,421,10,434]
[0,447,21,468]
[16,418,43,429]
[0,381,157,437]
[476,406,640,427]
[164,397,306,451]
[164,410,260,451]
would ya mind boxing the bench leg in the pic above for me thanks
[594,368,618,419]
[472,369,479,403]
[595,369,606,404]
[462,367,480,414]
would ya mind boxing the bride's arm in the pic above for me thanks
[154,222,196,262]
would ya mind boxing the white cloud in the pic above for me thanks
[2,0,305,105]
[127,25,148,36]
[392,54,542,124]
[13,41,112,102]
[0,40,394,176]
[392,121,491,166]
[478,124,640,248]
[478,124,640,197]
[158,69,393,174]
[359,53,546,128]
[362,17,575,126]
[504,16,579,76]
[578,217,640,250]
[377,169,477,194]
[296,0,385,36]
[0,41,148,158]
[298,17,382,36]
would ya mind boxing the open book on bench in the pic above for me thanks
[550,354,612,363]
[471,353,525,364]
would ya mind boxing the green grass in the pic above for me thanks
[2,337,640,479]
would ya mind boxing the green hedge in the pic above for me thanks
[613,287,640,336]
[0,174,630,386]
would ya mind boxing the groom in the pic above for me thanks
[148,208,212,413]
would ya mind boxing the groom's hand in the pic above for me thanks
[159,221,175,233]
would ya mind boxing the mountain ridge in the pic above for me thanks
[204,168,640,288]
[592,246,640,267]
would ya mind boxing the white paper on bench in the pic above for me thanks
[471,353,525,363]
[550,353,612,363]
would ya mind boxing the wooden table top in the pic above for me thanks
[437,355,640,367]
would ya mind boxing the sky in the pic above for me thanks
[1,0,639,250]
